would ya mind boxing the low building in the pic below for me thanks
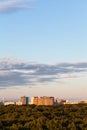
[79,100,87,104]
[16,101,22,105]
[64,101,79,104]
[0,102,3,106]
[56,98,66,104]
[4,102,15,106]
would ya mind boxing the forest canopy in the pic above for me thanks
[0,104,87,130]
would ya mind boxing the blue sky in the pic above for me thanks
[0,0,87,100]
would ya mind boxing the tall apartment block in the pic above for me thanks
[33,96,54,105]
[20,96,27,105]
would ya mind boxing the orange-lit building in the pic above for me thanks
[56,98,66,104]
[20,96,26,105]
[33,96,54,105]
[33,97,38,105]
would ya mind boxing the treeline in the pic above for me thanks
[0,104,87,130]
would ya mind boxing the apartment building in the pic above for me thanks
[32,96,54,105]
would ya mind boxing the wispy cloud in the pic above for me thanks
[0,0,33,13]
[0,57,87,89]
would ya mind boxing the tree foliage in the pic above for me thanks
[0,104,87,129]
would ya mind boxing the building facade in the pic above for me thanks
[32,96,54,105]
[56,98,66,104]
[20,96,27,105]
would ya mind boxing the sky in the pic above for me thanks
[0,0,87,101]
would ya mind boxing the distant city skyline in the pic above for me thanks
[0,0,87,99]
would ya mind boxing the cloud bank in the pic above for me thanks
[0,0,33,13]
[0,58,87,89]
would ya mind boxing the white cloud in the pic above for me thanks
[0,0,33,13]
[0,57,87,89]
